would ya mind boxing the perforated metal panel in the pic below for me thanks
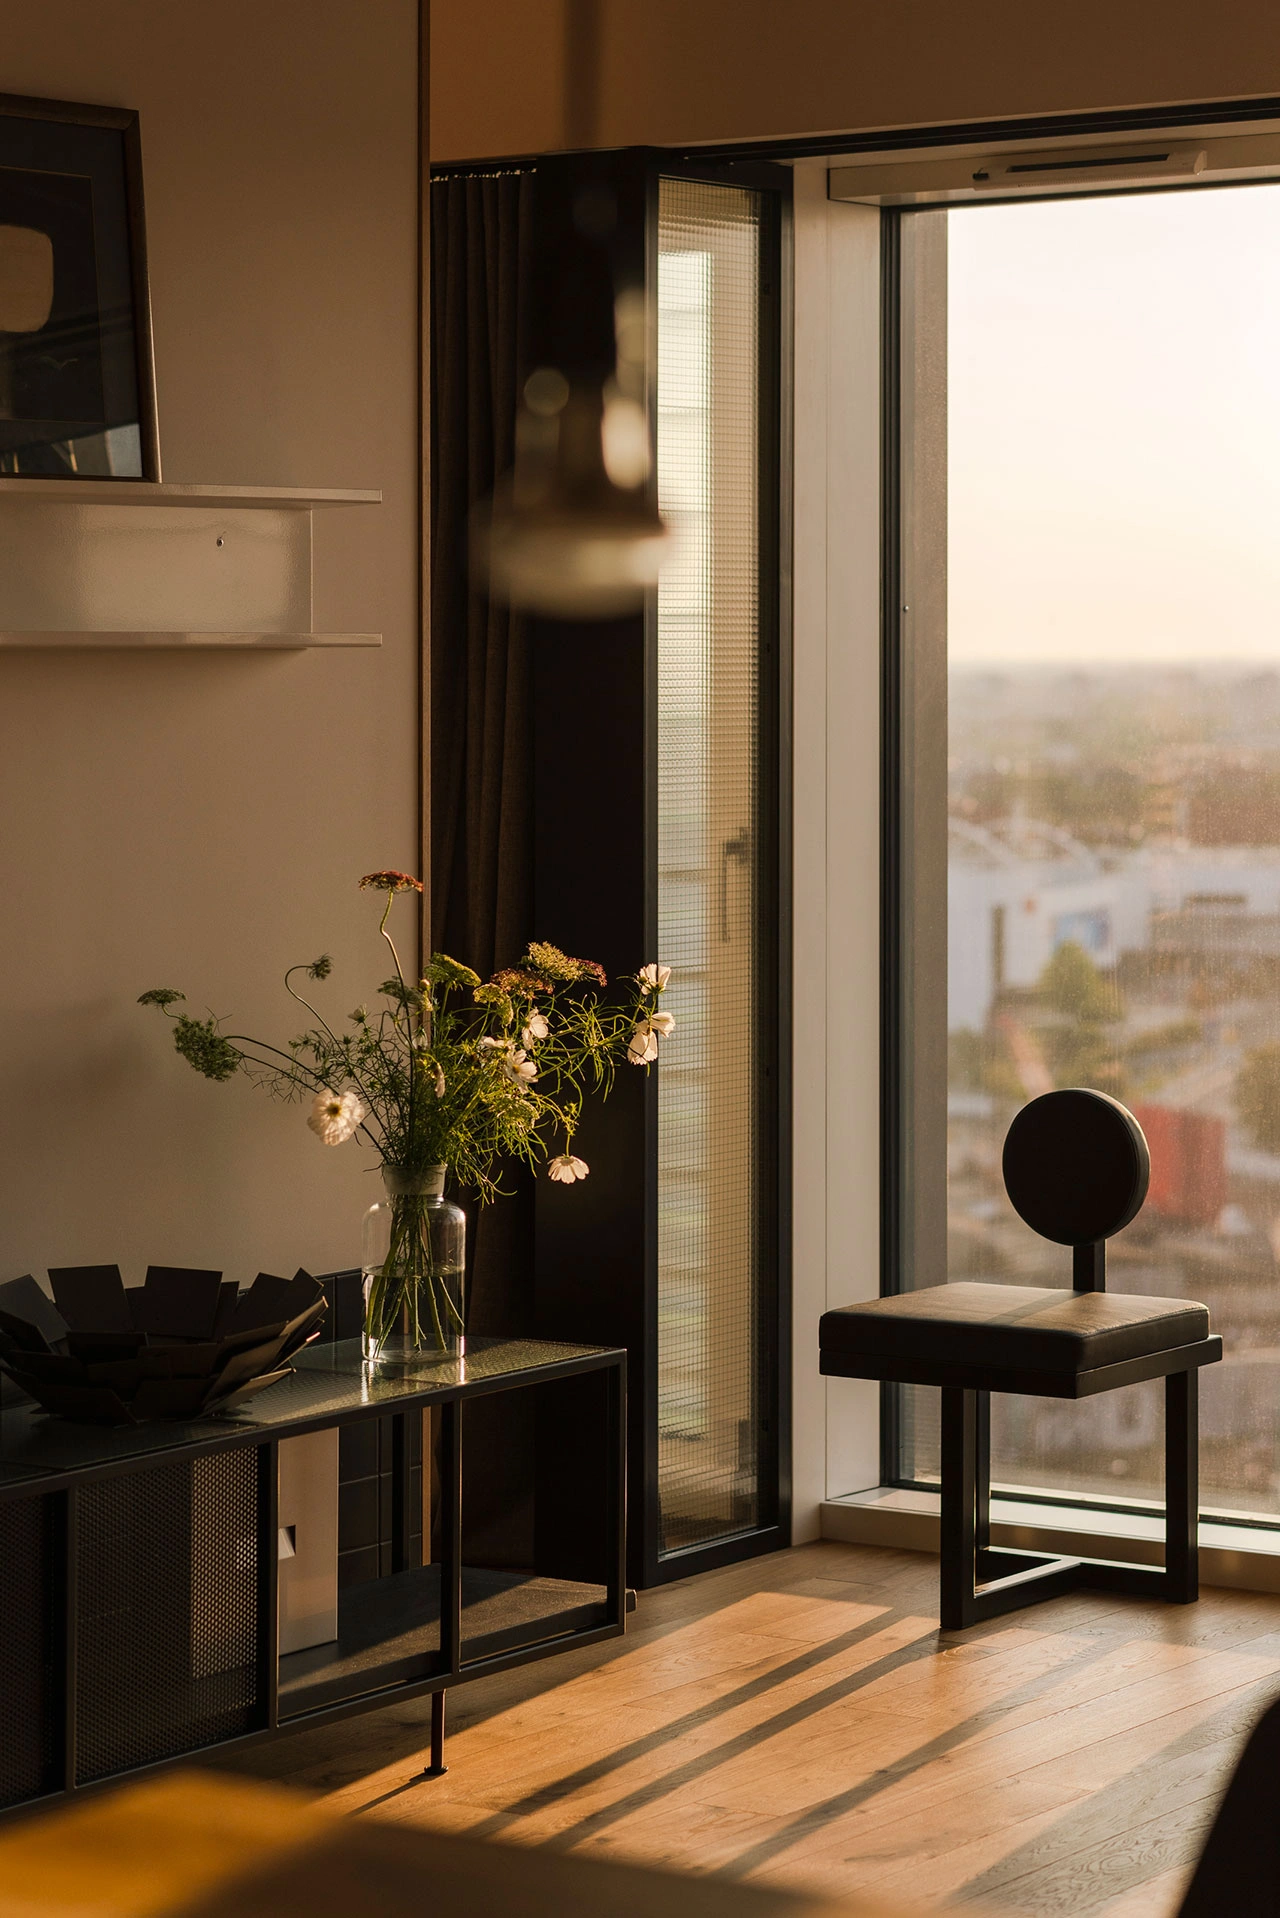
[0,1496,57,1806]
[75,1451,261,1783]
[656,178,766,1554]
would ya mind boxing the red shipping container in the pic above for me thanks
[1133,1104,1227,1228]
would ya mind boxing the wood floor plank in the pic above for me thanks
[1090,1862,1191,1916]
[211,1541,1280,1913]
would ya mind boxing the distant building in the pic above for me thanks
[949,821,1280,1031]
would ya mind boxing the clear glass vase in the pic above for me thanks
[361,1164,466,1362]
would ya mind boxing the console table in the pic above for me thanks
[0,1337,626,1815]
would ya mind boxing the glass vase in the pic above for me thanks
[361,1164,466,1362]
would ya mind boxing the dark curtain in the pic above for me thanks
[431,170,534,979]
[430,170,536,1562]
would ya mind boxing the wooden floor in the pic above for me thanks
[218,1542,1280,1915]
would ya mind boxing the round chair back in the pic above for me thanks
[1002,1088,1149,1248]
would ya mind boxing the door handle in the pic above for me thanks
[719,829,751,942]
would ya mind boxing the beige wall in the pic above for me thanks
[431,0,1280,160]
[0,1,421,1284]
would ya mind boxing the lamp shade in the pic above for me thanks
[475,372,668,620]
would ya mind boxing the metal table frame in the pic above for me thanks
[0,1337,627,1814]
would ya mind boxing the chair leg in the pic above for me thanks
[974,1390,991,1562]
[940,1388,978,1630]
[1165,1369,1199,1603]
[936,1369,1201,1627]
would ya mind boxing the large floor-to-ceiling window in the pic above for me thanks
[894,180,1280,1519]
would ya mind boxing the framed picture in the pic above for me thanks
[0,93,160,480]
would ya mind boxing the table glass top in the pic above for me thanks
[0,1336,617,1485]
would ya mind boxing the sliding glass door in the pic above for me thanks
[655,176,784,1559]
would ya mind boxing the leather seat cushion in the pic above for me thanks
[820,1282,1210,1377]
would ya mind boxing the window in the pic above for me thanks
[656,176,780,1556]
[894,182,1280,1518]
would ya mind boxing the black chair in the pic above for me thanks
[820,1089,1222,1628]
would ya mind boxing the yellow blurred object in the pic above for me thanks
[0,1768,994,1918]
[0,1771,330,1918]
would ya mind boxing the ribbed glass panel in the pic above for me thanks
[656,178,763,1555]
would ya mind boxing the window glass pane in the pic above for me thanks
[907,185,1280,1516]
[656,177,765,1553]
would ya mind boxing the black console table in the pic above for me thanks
[0,1337,626,1815]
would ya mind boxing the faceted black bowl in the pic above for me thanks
[0,1264,327,1425]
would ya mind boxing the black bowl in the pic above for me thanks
[0,1264,326,1425]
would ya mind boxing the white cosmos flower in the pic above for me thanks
[477,1035,506,1051]
[522,1010,550,1045]
[648,1010,675,1037]
[307,1087,367,1146]
[501,1048,538,1086]
[548,1154,590,1184]
[628,1023,659,1065]
[637,963,672,994]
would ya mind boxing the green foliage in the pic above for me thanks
[1039,941,1120,1023]
[1121,1017,1202,1058]
[422,954,481,992]
[1237,1043,1280,1155]
[1039,1020,1123,1095]
[964,765,1151,846]
[141,887,670,1200]
[1020,941,1126,1096]
[171,1013,242,1082]
[525,942,607,985]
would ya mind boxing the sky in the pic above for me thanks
[947,183,1280,665]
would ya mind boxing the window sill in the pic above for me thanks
[821,1487,1280,1595]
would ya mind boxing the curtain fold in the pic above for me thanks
[430,171,536,1563]
[430,171,533,979]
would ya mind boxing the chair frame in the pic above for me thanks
[819,1328,1222,1629]
[939,1365,1202,1630]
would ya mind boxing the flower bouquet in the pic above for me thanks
[141,870,673,1359]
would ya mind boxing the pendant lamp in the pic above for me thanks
[471,8,669,620]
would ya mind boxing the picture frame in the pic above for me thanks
[0,92,160,481]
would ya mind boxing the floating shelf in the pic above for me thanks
[0,479,381,509]
[0,638,382,652]
[0,479,383,647]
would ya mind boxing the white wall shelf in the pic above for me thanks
[0,632,381,649]
[0,479,381,508]
[0,479,383,647]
